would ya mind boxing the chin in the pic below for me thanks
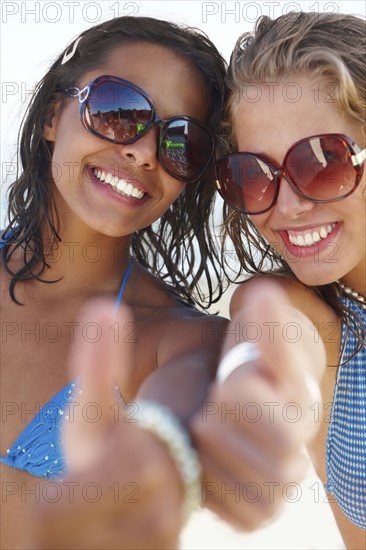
[289,267,339,288]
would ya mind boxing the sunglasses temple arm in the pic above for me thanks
[352,148,366,167]
[64,85,90,104]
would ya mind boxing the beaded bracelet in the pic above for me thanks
[134,400,202,522]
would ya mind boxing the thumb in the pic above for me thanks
[220,280,325,443]
[225,280,325,400]
[64,297,136,471]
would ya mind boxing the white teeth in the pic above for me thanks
[287,224,336,247]
[117,179,127,192]
[125,183,134,195]
[93,169,144,200]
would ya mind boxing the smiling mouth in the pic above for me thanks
[93,168,145,200]
[287,223,336,247]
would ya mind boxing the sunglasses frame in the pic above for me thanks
[64,75,215,183]
[216,133,366,215]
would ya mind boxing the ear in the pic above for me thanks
[43,99,62,142]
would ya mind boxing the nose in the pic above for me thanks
[116,126,160,172]
[274,175,315,218]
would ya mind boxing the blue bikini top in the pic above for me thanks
[0,235,132,479]
[0,381,79,479]
[325,297,366,530]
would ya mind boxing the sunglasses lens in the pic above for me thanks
[84,81,153,142]
[80,78,213,182]
[286,136,357,200]
[216,154,276,214]
[160,119,213,182]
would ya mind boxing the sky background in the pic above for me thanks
[1,0,365,219]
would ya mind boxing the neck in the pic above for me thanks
[9,221,133,300]
[45,236,132,289]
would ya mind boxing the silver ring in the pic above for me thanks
[216,342,260,385]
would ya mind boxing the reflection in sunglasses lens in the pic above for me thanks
[161,120,190,177]
[287,137,355,200]
[86,82,152,142]
[82,79,213,182]
[217,135,360,214]
[161,119,212,180]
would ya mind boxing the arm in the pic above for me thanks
[33,298,186,550]
[33,280,327,547]
[140,279,326,529]
[190,279,326,529]
[137,313,228,424]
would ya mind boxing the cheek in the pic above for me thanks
[50,143,77,188]
[50,138,89,197]
[249,213,271,237]
[165,178,186,203]
[49,140,66,185]
[249,213,283,251]
[361,179,366,201]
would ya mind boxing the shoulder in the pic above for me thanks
[154,306,228,367]
[230,274,339,325]
[230,274,342,365]
[128,264,229,366]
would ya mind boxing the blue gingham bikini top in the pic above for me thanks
[0,236,132,479]
[325,296,366,530]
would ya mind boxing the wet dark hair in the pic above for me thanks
[221,12,365,356]
[3,16,228,308]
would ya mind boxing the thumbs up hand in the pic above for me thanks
[61,298,135,473]
[32,282,326,544]
[190,280,326,530]
[34,298,184,550]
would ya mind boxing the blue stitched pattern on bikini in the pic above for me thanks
[325,297,366,530]
[0,381,79,479]
[0,235,132,479]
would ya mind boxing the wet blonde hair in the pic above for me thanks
[227,12,366,132]
[221,12,366,358]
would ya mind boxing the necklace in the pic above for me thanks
[337,281,366,310]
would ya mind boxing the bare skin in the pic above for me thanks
[0,42,330,549]
[192,281,325,531]
[231,278,366,549]
[28,280,323,549]
[0,41,225,549]
[0,246,226,549]
[231,75,366,548]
